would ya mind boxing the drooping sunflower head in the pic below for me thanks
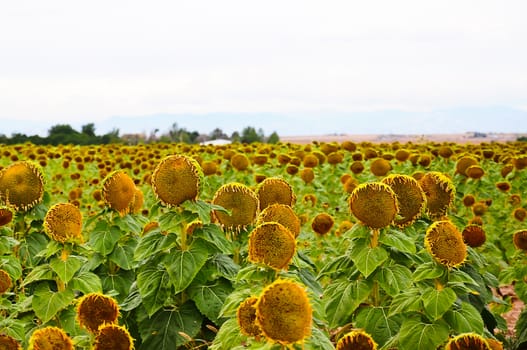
[248,222,296,270]
[255,279,312,345]
[236,296,262,338]
[350,161,364,175]
[257,203,300,238]
[76,292,120,334]
[43,203,83,243]
[336,329,378,350]
[0,269,12,294]
[212,183,259,230]
[336,220,354,236]
[462,194,476,207]
[370,158,392,176]
[425,221,467,268]
[513,230,527,251]
[495,181,511,192]
[311,213,334,235]
[349,182,399,229]
[93,324,134,350]
[466,165,485,180]
[151,155,203,207]
[299,168,315,184]
[485,338,504,350]
[102,171,136,215]
[382,174,425,227]
[0,161,44,211]
[130,187,144,214]
[230,153,250,171]
[455,156,479,176]
[0,205,15,227]
[256,177,295,210]
[0,334,21,350]
[419,172,456,219]
[462,224,486,248]
[445,333,491,350]
[28,326,73,350]
[513,207,527,222]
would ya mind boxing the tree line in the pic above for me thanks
[0,123,280,145]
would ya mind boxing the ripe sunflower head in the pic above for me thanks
[425,221,467,268]
[0,205,15,227]
[43,203,83,243]
[0,334,21,350]
[248,222,296,270]
[0,269,12,294]
[370,158,392,177]
[455,156,479,176]
[236,296,262,338]
[513,230,527,251]
[76,292,120,334]
[102,171,136,215]
[349,182,398,229]
[382,174,425,227]
[311,213,334,235]
[445,333,491,350]
[257,203,300,238]
[336,329,378,350]
[419,172,456,219]
[93,324,134,350]
[28,327,73,350]
[256,177,295,210]
[212,183,259,231]
[231,153,250,171]
[462,224,486,248]
[0,161,44,211]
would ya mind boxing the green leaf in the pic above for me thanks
[422,287,457,320]
[194,224,233,254]
[317,254,355,278]
[444,302,484,334]
[138,301,203,350]
[349,243,389,278]
[158,210,197,232]
[165,239,209,294]
[109,240,136,270]
[32,284,75,323]
[49,255,85,284]
[136,263,172,316]
[18,232,48,267]
[23,264,54,286]
[113,214,144,234]
[305,327,334,350]
[210,318,248,350]
[209,254,240,280]
[71,271,102,294]
[120,282,142,312]
[389,288,423,316]
[134,230,178,261]
[0,235,19,255]
[398,318,449,350]
[376,264,412,296]
[324,279,373,328]
[100,269,135,301]
[0,255,23,280]
[381,229,417,254]
[188,278,233,324]
[184,200,228,223]
[412,261,445,282]
[355,306,403,347]
[0,318,26,340]
[89,224,121,255]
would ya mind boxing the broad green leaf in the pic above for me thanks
[194,224,234,254]
[422,287,457,320]
[136,263,172,316]
[188,278,233,324]
[398,318,449,350]
[376,265,412,296]
[318,255,355,278]
[100,269,135,301]
[210,318,248,350]
[32,285,75,323]
[0,235,18,255]
[298,267,323,296]
[134,230,178,261]
[381,229,416,254]
[138,301,203,350]
[165,239,209,294]
[324,279,373,328]
[0,255,23,280]
[109,240,136,270]
[120,282,142,312]
[23,264,54,286]
[50,255,85,284]
[209,254,240,280]
[304,327,334,350]
[18,232,48,267]
[388,288,422,316]
[71,271,102,294]
[184,200,228,223]
[113,214,144,234]
[219,288,253,318]
[355,306,403,347]
[89,225,121,255]
[158,210,197,232]
[350,244,389,278]
[412,262,445,282]
[0,318,26,340]
[444,302,484,334]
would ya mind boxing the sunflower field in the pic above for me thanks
[1,140,527,350]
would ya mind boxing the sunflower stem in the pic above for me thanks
[370,229,379,248]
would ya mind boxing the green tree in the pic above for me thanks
[267,131,280,144]
[240,127,261,143]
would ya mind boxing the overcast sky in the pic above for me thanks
[1,1,526,136]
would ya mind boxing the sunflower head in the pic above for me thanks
[237,296,262,337]
[248,222,296,270]
[349,182,398,229]
[201,160,218,176]
[382,174,425,227]
[425,221,467,268]
[0,161,44,211]
[462,224,486,248]
[151,155,203,207]
[231,153,250,171]
[336,220,354,236]
[28,327,73,350]
[311,213,334,235]
[0,269,12,294]
[43,203,83,243]
[93,324,134,350]
[370,158,392,176]
[102,171,136,215]
[0,206,15,227]
[513,207,527,222]
[445,333,491,350]
[0,334,21,350]
[299,168,315,184]
[336,329,378,350]
[495,181,511,192]
[513,230,527,250]
[256,177,295,210]
[462,194,476,207]
[255,280,312,345]
[455,156,479,176]
[76,292,120,334]
[257,203,300,238]
[350,161,365,174]
[419,172,456,219]
[466,165,485,180]
[212,183,259,230]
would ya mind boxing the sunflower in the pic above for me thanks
[0,161,44,211]
[455,156,479,176]
[311,213,334,235]
[237,296,262,337]
[248,222,296,270]
[425,221,467,268]
[212,183,259,230]
[0,334,21,350]
[349,182,398,229]
[256,177,295,210]
[93,324,134,350]
[370,158,392,176]
[382,174,425,227]
[336,329,378,350]
[0,206,14,227]
[445,333,491,350]
[513,207,527,222]
[513,230,527,250]
[102,171,136,215]
[43,203,83,243]
[231,153,250,171]
[76,292,120,334]
[299,168,315,184]
[257,203,300,238]
[462,225,486,248]
[419,172,455,219]
[28,327,73,350]
[0,269,12,294]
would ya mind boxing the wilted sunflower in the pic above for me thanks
[255,280,312,345]
[513,230,527,250]
[382,174,425,227]
[102,171,136,215]
[43,203,83,243]
[0,161,44,211]
[513,207,527,222]
[0,269,12,294]
[350,161,364,174]
[212,183,259,230]
[0,334,21,350]
[28,327,73,350]
[0,205,14,226]
[462,224,486,248]
[311,213,334,235]
[495,181,511,192]
[425,221,467,268]
[151,155,203,207]
[248,222,296,270]
[237,296,262,337]
[445,333,491,350]
[257,203,300,238]
[336,329,378,350]
[455,156,479,176]
[462,194,476,207]
[466,165,485,180]
[303,154,319,168]
[395,149,410,162]
[419,172,455,219]
[93,324,134,350]
[349,182,398,229]
[370,158,392,176]
[256,177,295,210]
[472,202,487,217]
[76,292,120,334]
